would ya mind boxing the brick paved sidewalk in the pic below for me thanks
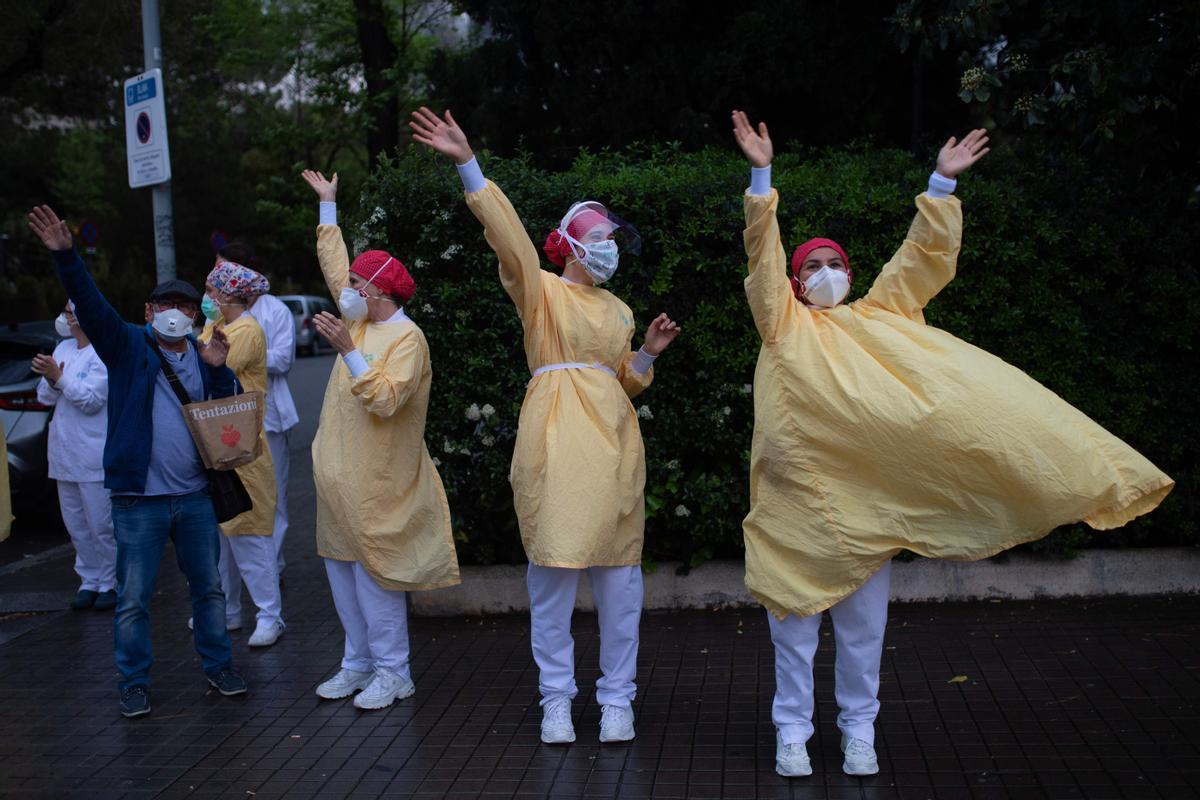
[1,539,1198,800]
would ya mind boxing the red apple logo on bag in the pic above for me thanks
[221,425,242,448]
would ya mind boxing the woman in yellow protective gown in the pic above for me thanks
[199,263,282,648]
[731,111,1173,779]
[411,107,681,745]
[301,169,459,712]
[0,426,12,542]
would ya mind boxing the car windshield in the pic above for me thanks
[0,342,39,384]
[283,299,303,315]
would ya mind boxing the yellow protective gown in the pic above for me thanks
[0,427,12,542]
[200,314,276,536]
[742,188,1174,620]
[464,180,654,568]
[310,224,459,592]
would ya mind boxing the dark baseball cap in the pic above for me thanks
[148,279,201,303]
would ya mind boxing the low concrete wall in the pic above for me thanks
[411,548,1200,616]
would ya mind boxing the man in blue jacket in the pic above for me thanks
[28,205,248,718]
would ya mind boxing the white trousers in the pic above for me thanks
[325,559,410,679]
[219,533,284,627]
[57,480,116,592]
[526,563,643,708]
[266,430,290,572]
[769,560,892,746]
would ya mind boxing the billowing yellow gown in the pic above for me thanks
[464,180,653,567]
[200,314,276,536]
[311,225,459,591]
[742,188,1174,620]
[0,427,12,542]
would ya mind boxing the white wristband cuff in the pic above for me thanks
[457,157,486,194]
[927,171,957,198]
[319,202,337,226]
[749,165,772,196]
[630,346,657,375]
[343,349,369,378]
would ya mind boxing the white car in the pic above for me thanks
[278,295,339,356]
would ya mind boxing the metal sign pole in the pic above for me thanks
[142,0,175,282]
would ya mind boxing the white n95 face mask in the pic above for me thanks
[339,287,369,321]
[152,309,193,341]
[54,314,72,338]
[802,266,850,308]
[576,239,620,284]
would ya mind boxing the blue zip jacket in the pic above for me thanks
[53,248,237,494]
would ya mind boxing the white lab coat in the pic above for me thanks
[36,339,108,483]
[248,293,299,433]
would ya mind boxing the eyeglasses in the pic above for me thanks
[150,300,198,313]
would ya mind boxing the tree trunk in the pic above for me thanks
[353,0,400,166]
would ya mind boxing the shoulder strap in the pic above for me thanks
[144,332,193,406]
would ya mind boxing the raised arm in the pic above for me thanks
[732,111,795,344]
[301,169,352,300]
[410,107,544,322]
[862,129,989,322]
[27,205,133,365]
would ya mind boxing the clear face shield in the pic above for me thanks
[558,201,642,284]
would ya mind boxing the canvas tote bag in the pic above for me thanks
[145,334,256,522]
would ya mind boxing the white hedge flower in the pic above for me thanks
[414,258,428,269]
[432,457,442,467]
[722,406,732,416]
[666,459,680,470]
[674,504,691,517]
[481,403,495,418]
[482,435,496,447]
[465,403,482,421]
[440,243,463,260]
[637,405,653,420]
[742,384,752,395]
[422,303,434,314]
[443,439,454,454]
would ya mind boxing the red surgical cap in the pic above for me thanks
[349,249,415,303]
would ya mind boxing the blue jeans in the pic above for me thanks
[111,490,232,691]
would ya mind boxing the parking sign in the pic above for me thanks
[124,69,172,188]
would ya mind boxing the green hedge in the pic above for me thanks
[352,143,1196,566]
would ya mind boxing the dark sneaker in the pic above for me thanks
[207,669,248,696]
[69,590,98,610]
[93,590,118,611]
[120,686,152,718]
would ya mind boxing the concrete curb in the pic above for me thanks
[411,548,1200,616]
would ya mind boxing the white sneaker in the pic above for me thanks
[841,735,879,776]
[247,620,285,647]
[316,668,374,700]
[187,616,242,631]
[599,704,635,742]
[352,670,415,710]
[775,734,812,777]
[540,697,575,744]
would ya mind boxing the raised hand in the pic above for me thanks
[31,355,64,383]
[312,311,354,355]
[643,313,682,356]
[731,110,773,169]
[27,205,73,251]
[936,129,990,179]
[200,326,229,367]
[409,107,474,165]
[301,169,338,202]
